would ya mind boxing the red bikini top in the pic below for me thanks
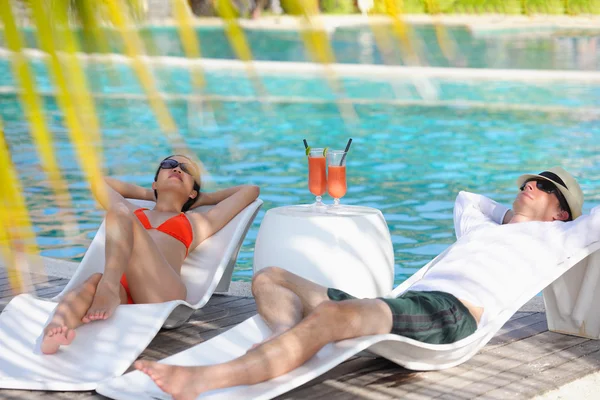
[134,208,194,256]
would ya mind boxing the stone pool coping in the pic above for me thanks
[5,13,600,35]
[141,14,600,35]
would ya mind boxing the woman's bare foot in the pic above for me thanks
[41,324,76,355]
[135,360,207,400]
[82,280,122,323]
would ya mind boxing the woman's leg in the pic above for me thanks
[83,204,136,321]
[84,204,187,321]
[41,273,127,354]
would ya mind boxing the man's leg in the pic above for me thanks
[136,298,393,400]
[251,267,329,338]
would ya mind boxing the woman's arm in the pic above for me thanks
[189,186,248,209]
[92,177,154,211]
[104,177,155,202]
[187,185,260,247]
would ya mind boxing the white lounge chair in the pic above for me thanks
[97,206,600,400]
[0,198,262,391]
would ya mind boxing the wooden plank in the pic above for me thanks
[183,302,258,331]
[0,279,66,298]
[337,314,549,399]
[202,294,252,307]
[330,328,581,400]
[483,312,548,349]
[282,358,406,399]
[0,274,63,291]
[0,390,52,400]
[506,311,535,323]
[148,306,258,356]
[187,298,256,323]
[430,330,589,399]
[0,285,66,312]
[480,340,600,399]
[291,328,593,400]
[33,284,68,298]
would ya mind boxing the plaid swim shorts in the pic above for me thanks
[327,288,477,344]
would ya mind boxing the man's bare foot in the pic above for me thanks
[82,281,121,323]
[41,324,76,355]
[135,360,207,400]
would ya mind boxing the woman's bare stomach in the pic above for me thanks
[147,231,188,270]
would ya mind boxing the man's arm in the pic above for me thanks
[453,191,511,239]
[502,209,515,224]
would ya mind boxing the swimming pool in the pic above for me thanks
[1,24,599,70]
[2,52,599,284]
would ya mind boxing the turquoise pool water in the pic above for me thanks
[1,25,599,70]
[1,55,600,283]
[1,59,599,109]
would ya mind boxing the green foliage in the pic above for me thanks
[522,0,564,13]
[443,0,600,13]
[567,0,600,13]
[447,0,521,13]
[214,0,241,18]
[280,0,320,15]
[320,0,356,14]
[370,0,426,14]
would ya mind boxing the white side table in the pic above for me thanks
[253,205,394,298]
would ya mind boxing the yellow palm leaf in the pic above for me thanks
[172,0,205,90]
[101,0,191,155]
[0,1,78,236]
[216,0,268,100]
[27,0,108,206]
[383,0,420,65]
[0,118,39,294]
[52,0,105,162]
[283,0,356,121]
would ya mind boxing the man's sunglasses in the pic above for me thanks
[520,179,572,220]
[159,159,196,177]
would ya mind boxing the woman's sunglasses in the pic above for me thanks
[159,159,196,177]
[520,179,571,219]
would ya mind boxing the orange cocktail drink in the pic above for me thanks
[308,148,327,206]
[327,150,348,206]
[327,165,346,199]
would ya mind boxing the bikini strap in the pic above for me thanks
[134,208,152,229]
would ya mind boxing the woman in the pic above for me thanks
[41,155,259,354]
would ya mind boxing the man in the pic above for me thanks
[135,167,583,400]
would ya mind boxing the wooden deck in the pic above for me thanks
[1,270,600,400]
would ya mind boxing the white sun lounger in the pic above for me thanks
[0,198,262,391]
[97,206,600,400]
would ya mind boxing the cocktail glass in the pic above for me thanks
[308,148,327,207]
[327,150,347,206]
